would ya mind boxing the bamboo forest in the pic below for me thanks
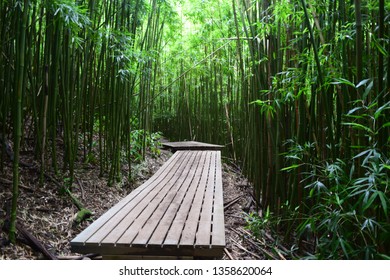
[0,0,389,260]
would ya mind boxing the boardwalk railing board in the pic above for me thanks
[70,148,225,259]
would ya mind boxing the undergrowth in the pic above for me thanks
[246,100,390,259]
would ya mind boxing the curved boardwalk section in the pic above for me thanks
[70,147,225,259]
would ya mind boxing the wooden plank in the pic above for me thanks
[163,151,210,246]
[127,151,204,246]
[136,151,205,246]
[211,151,225,247]
[71,144,226,259]
[179,151,213,246]
[72,241,220,257]
[194,151,216,247]
[72,151,190,247]
[162,141,224,151]
[70,151,183,246]
[99,151,194,246]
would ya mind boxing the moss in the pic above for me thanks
[74,208,92,224]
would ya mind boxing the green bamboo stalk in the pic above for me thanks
[377,0,386,153]
[0,0,11,173]
[355,0,363,99]
[301,0,335,160]
[10,0,29,244]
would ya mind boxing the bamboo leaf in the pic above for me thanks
[362,192,377,212]
[331,78,355,87]
[342,122,374,134]
[338,237,350,259]
[250,99,276,118]
[374,101,390,119]
[381,164,390,170]
[361,218,379,232]
[372,37,388,56]
[356,78,371,88]
[281,164,303,171]
[335,193,344,207]
[362,80,374,100]
[379,254,390,260]
[346,106,363,115]
[353,149,371,160]
[378,191,388,217]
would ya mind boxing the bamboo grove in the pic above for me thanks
[1,0,389,258]
[153,0,390,258]
[0,0,173,242]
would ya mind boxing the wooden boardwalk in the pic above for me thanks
[70,144,225,259]
[162,141,224,151]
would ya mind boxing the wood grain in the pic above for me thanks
[70,148,225,258]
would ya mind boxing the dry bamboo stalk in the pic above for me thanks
[224,195,242,210]
[234,227,288,260]
[224,248,234,260]
[230,237,262,259]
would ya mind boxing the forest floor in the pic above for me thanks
[0,143,289,260]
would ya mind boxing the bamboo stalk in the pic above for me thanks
[10,0,29,244]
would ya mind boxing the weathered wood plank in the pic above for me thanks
[179,151,213,246]
[140,151,206,246]
[130,151,203,246]
[162,141,224,151]
[211,151,225,247]
[194,151,216,247]
[70,146,226,259]
[99,151,193,245]
[163,151,209,246]
[70,151,183,246]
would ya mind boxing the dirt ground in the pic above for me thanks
[0,146,287,260]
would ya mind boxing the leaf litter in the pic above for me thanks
[0,148,287,260]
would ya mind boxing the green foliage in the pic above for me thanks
[129,130,161,162]
[1,0,169,193]
[245,207,271,240]
[51,0,91,30]
[250,99,278,119]
[284,101,390,259]
[1,0,389,259]
[298,153,389,259]
[153,0,389,260]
